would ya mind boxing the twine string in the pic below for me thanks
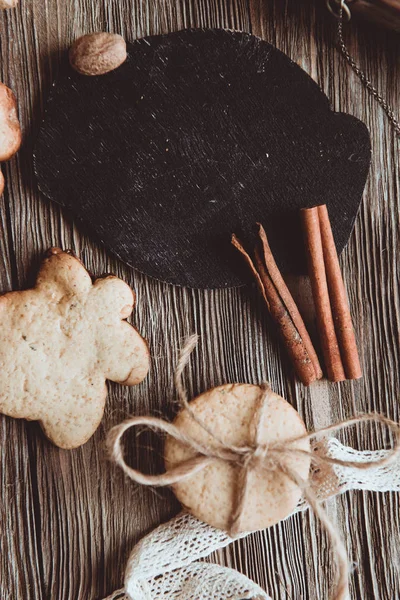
[107,337,400,600]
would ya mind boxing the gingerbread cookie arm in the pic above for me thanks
[88,276,150,386]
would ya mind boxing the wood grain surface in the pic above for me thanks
[0,1,399,599]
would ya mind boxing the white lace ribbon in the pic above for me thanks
[105,437,400,600]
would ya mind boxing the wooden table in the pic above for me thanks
[0,1,399,598]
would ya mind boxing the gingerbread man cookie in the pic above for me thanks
[0,248,149,448]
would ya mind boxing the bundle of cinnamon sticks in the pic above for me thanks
[232,204,361,385]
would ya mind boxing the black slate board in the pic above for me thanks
[34,29,371,288]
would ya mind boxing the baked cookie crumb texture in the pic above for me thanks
[0,248,149,449]
[165,384,310,533]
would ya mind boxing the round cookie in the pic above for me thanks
[164,384,310,534]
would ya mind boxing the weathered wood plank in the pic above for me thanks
[0,0,399,598]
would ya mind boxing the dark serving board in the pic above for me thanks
[34,29,371,288]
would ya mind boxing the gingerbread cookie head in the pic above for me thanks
[164,384,310,534]
[0,248,149,449]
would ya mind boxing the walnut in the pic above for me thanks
[0,0,19,8]
[69,32,127,76]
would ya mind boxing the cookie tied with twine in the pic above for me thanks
[165,383,310,534]
[108,336,400,600]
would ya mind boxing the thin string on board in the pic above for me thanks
[328,0,400,137]
[107,337,400,600]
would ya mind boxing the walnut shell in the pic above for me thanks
[0,0,18,8]
[69,32,127,76]
[0,83,22,161]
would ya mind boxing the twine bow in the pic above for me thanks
[108,335,400,600]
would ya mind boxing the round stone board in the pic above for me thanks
[34,29,371,288]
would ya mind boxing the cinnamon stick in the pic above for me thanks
[232,230,322,386]
[301,205,361,382]
[301,207,345,382]
[317,205,362,380]
[257,224,323,381]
